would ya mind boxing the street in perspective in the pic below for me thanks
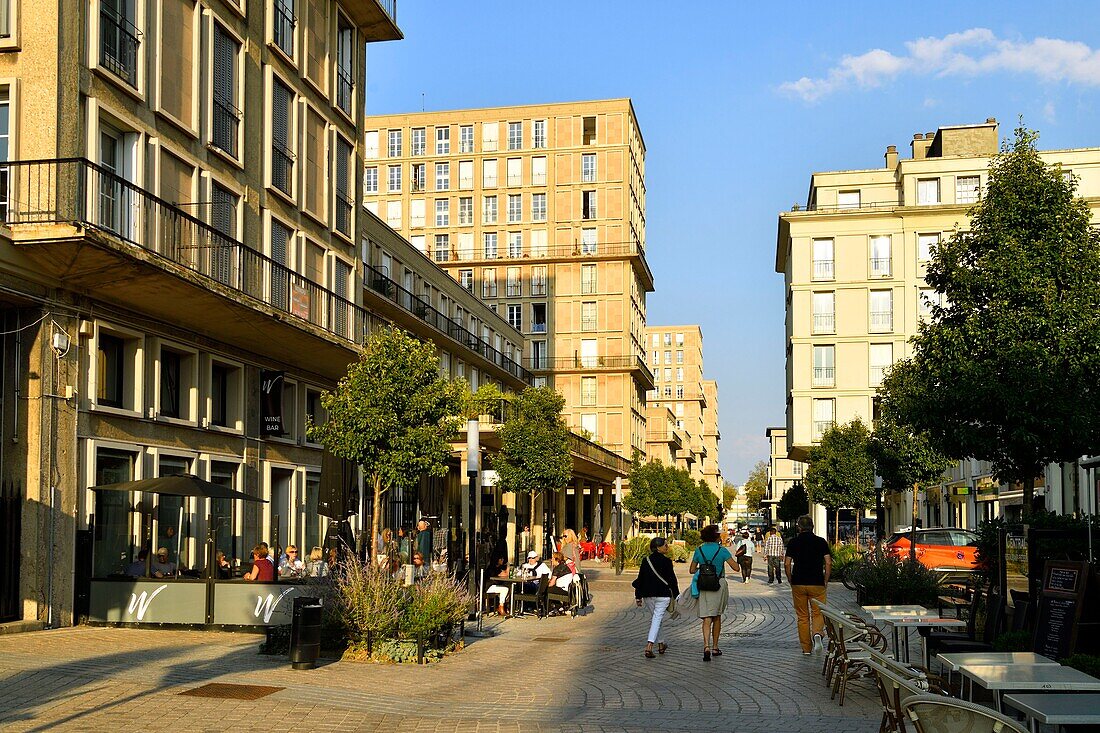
[1,2,1100,732]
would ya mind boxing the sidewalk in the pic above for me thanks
[0,562,882,732]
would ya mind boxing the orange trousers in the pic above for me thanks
[791,584,827,652]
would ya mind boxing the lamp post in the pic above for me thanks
[613,477,623,576]
[466,418,479,596]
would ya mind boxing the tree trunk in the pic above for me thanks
[910,481,919,563]
[1022,474,1037,517]
[370,475,383,564]
[834,508,840,545]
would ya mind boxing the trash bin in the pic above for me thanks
[289,595,322,670]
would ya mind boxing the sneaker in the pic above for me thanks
[812,634,824,655]
[802,651,812,656]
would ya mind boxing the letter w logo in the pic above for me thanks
[254,588,296,623]
[127,584,168,621]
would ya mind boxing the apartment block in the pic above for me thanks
[644,325,721,497]
[775,118,1100,531]
[764,427,803,517]
[364,99,655,462]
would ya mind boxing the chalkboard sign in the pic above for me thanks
[1033,560,1089,661]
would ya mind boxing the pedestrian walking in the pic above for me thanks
[734,530,755,583]
[689,524,739,661]
[632,537,680,658]
[784,514,832,656]
[763,525,785,584]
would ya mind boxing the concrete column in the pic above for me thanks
[572,478,584,533]
[555,486,566,537]
[600,484,612,543]
[503,490,517,566]
[812,503,828,540]
[531,492,544,556]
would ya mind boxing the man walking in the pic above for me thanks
[784,514,832,656]
[763,525,785,584]
[735,530,754,583]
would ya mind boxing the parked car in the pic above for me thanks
[885,527,979,572]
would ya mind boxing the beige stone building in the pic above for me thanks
[764,427,803,520]
[644,325,721,497]
[363,99,655,462]
[775,118,1100,532]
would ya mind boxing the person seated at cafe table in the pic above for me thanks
[279,545,305,579]
[150,547,177,578]
[243,544,275,582]
[519,550,551,593]
[215,550,232,579]
[126,548,150,577]
[306,546,328,577]
[410,552,430,582]
[485,560,512,616]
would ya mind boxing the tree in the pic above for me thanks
[309,326,465,555]
[743,460,769,513]
[804,419,876,544]
[695,479,719,523]
[873,360,954,558]
[494,386,573,546]
[776,481,808,525]
[722,481,739,511]
[896,125,1100,513]
[623,459,659,519]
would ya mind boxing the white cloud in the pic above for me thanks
[780,29,1100,102]
[1042,100,1057,123]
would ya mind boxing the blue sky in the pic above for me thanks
[364,1,1100,482]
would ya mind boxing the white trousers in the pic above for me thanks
[486,585,510,603]
[645,597,671,644]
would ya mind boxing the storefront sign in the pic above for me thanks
[260,370,285,436]
[213,582,307,625]
[89,580,206,624]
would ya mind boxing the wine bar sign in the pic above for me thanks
[1033,560,1089,660]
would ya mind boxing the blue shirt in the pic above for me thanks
[692,543,732,578]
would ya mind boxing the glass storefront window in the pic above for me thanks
[92,448,136,577]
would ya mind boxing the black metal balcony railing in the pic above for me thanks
[523,354,653,376]
[362,263,531,384]
[212,96,241,159]
[376,0,397,23]
[4,158,367,344]
[100,3,141,88]
[335,65,354,116]
[271,142,295,195]
[427,238,648,265]
[335,192,353,237]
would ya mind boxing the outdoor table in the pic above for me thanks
[863,610,965,665]
[958,663,1100,713]
[485,576,528,616]
[862,605,933,615]
[935,652,1058,693]
[1002,692,1100,733]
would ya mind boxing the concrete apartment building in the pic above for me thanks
[644,325,722,497]
[775,118,1100,532]
[363,99,655,463]
[764,427,803,519]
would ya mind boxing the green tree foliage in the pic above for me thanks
[494,387,572,514]
[893,126,1100,511]
[623,459,659,518]
[776,481,809,524]
[309,326,465,550]
[805,419,876,543]
[625,462,717,529]
[695,479,719,521]
[743,459,769,513]
[722,481,739,511]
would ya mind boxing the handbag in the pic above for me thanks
[645,556,679,619]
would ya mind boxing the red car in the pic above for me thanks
[886,528,979,572]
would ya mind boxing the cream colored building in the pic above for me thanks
[775,118,1100,531]
[363,99,654,462]
[765,427,804,520]
[644,325,721,497]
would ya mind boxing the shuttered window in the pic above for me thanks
[270,219,291,310]
[271,79,294,194]
[212,23,239,157]
[334,136,352,236]
[210,182,236,285]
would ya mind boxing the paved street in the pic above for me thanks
[0,564,881,732]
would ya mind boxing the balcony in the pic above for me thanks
[100,3,141,88]
[812,259,834,280]
[869,310,893,332]
[522,354,654,389]
[812,366,835,387]
[530,322,547,334]
[812,420,835,441]
[812,313,835,333]
[335,65,354,116]
[342,0,402,42]
[646,428,682,449]
[211,96,241,159]
[870,257,892,277]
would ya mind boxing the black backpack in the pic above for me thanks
[697,547,721,592]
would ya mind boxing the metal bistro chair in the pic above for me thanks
[866,658,938,733]
[901,693,1028,733]
[818,603,889,706]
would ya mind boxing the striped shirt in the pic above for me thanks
[763,533,785,557]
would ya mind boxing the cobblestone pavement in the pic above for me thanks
[0,563,883,732]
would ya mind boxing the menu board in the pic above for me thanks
[1033,560,1088,660]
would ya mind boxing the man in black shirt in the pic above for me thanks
[784,514,832,656]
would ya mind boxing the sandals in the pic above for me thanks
[712,648,723,656]
[644,649,656,659]
[657,643,668,655]
[703,648,712,662]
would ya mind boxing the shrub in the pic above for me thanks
[850,553,944,606]
[667,543,690,563]
[682,529,702,550]
[992,631,1032,652]
[622,536,653,567]
[400,571,470,638]
[1063,654,1100,678]
[830,543,863,582]
[335,558,403,648]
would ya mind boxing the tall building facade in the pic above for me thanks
[644,325,721,496]
[775,119,1100,532]
[363,99,655,462]
[764,427,803,518]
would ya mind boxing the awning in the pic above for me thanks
[92,474,266,502]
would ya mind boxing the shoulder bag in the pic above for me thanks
[645,556,679,619]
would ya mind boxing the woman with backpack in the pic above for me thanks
[633,537,680,659]
[689,524,739,661]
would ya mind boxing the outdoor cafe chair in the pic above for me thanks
[866,658,940,733]
[900,693,1028,733]
[817,602,888,705]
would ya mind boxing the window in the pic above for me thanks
[96,333,126,408]
[508,232,522,258]
[387,164,401,192]
[531,193,546,221]
[869,343,893,387]
[812,292,835,334]
[663,350,671,365]
[483,232,498,258]
[581,153,596,183]
[530,229,547,256]
[434,198,449,227]
[675,385,684,399]
[663,333,671,346]
[271,79,295,195]
[674,403,683,417]
[385,200,401,228]
[533,119,546,149]
[210,360,240,428]
[675,333,684,347]
[212,23,241,158]
[918,233,939,262]
[581,264,597,294]
[364,166,377,193]
[507,194,522,223]
[506,304,521,330]
[506,158,521,186]
[581,376,596,406]
[269,218,291,310]
[581,190,597,220]
[411,127,425,156]
[434,234,450,261]
[101,0,141,87]
[210,182,237,283]
[335,18,354,115]
[482,268,497,298]
[410,234,425,253]
[159,347,187,419]
[837,190,860,208]
[531,303,546,333]
[505,266,521,296]
[458,160,473,189]
[870,235,891,277]
[531,340,547,370]
[919,288,941,318]
[364,130,378,159]
[387,129,402,157]
[331,135,353,235]
[531,156,547,185]
[675,367,683,381]
[482,122,498,152]
[507,121,522,150]
[409,199,425,227]
[812,238,834,280]
[456,233,473,260]
[531,266,547,296]
[435,162,449,191]
[812,398,835,441]
[582,116,596,145]
[581,301,596,331]
[675,350,684,364]
[580,228,596,254]
[917,178,940,205]
[271,0,295,56]
[411,162,426,192]
[435,126,450,154]
[956,175,980,204]
[813,345,835,387]
[482,159,497,188]
[459,125,474,153]
[663,368,671,381]
[869,290,893,332]
[459,269,473,292]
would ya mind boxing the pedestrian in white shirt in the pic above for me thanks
[735,531,755,583]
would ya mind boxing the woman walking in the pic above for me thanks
[633,537,679,658]
[689,524,739,661]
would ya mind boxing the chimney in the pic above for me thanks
[884,145,898,169]
[986,117,997,124]
[911,132,932,160]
